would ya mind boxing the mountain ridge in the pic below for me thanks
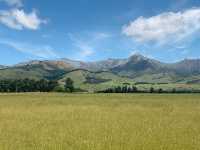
[1,54,200,84]
[9,54,200,69]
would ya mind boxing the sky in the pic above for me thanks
[0,0,200,65]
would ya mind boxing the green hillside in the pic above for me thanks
[59,70,134,92]
[1,54,200,92]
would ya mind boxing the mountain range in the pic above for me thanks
[1,54,200,91]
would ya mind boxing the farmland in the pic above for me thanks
[0,93,200,150]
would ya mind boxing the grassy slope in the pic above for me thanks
[0,65,67,80]
[59,70,200,92]
[1,66,200,92]
[0,68,44,80]
[59,70,135,92]
[137,83,200,91]
[132,73,175,83]
[0,93,200,150]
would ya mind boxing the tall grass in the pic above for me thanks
[0,93,200,150]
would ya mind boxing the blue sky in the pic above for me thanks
[0,0,200,65]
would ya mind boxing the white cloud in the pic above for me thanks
[73,40,94,57]
[68,33,95,60]
[0,40,58,58]
[80,49,94,58]
[72,37,94,58]
[0,0,23,7]
[123,8,200,44]
[0,9,46,30]
[68,32,111,60]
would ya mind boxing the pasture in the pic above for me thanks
[0,93,200,150]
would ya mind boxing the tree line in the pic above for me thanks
[99,86,200,94]
[1,78,200,93]
[0,78,75,93]
[100,86,138,93]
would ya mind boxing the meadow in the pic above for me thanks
[0,93,200,150]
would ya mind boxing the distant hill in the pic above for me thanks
[111,54,167,77]
[59,69,134,92]
[0,65,6,69]
[84,58,127,71]
[171,59,200,76]
[1,54,200,91]
[0,60,74,80]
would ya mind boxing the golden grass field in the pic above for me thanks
[0,93,200,150]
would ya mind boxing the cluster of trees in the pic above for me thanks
[0,79,58,92]
[100,86,200,94]
[149,87,200,93]
[0,78,75,93]
[64,78,74,92]
[1,77,200,93]
[100,86,138,93]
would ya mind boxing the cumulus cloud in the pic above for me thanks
[0,0,23,7]
[0,40,58,58]
[123,8,200,44]
[0,9,46,30]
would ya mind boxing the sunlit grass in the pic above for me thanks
[0,93,200,150]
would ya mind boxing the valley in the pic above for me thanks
[1,54,200,92]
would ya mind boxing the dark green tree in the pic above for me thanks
[172,88,176,93]
[158,88,163,93]
[150,87,154,93]
[65,78,74,92]
[132,86,138,92]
